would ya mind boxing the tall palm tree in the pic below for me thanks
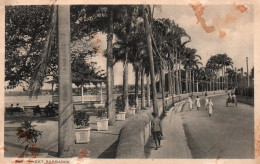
[152,18,170,114]
[143,5,159,115]
[175,39,190,95]
[206,55,220,92]
[113,6,140,113]
[190,57,202,92]
[181,47,201,94]
[224,56,233,89]
[56,5,75,157]
[71,5,119,125]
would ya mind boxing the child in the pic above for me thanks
[188,96,193,111]
[208,98,214,117]
[151,112,163,150]
[196,96,201,110]
[205,96,209,110]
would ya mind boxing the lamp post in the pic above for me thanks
[246,57,249,87]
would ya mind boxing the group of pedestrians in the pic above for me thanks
[188,95,214,117]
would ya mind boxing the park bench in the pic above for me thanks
[5,107,24,116]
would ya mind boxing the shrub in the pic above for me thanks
[16,120,43,151]
[97,109,107,119]
[235,87,254,97]
[128,94,136,107]
[74,110,90,127]
[115,95,125,114]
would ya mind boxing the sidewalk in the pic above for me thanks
[145,101,192,158]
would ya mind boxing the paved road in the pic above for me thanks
[181,95,254,159]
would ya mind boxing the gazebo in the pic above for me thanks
[46,78,106,103]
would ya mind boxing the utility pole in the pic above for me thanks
[240,67,243,86]
[246,57,249,87]
[235,67,237,87]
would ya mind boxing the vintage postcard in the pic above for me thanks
[0,0,259,163]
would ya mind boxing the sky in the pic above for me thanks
[154,4,254,71]
[93,3,254,86]
[6,3,254,91]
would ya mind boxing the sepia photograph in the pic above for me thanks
[0,0,258,163]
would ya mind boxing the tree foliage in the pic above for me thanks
[5,6,104,92]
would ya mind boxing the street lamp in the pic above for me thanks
[246,57,249,87]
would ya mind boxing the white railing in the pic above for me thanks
[52,95,103,102]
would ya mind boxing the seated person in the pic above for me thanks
[228,93,232,100]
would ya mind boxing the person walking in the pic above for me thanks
[205,96,209,110]
[188,96,193,111]
[196,96,201,110]
[208,98,214,117]
[151,112,163,150]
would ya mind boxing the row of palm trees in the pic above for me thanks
[25,5,236,157]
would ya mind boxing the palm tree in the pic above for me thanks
[175,39,190,95]
[56,5,75,157]
[181,47,201,94]
[71,5,119,125]
[224,56,233,89]
[206,55,220,92]
[143,5,159,115]
[115,6,141,113]
[106,7,116,125]
[152,18,169,114]
[190,56,202,92]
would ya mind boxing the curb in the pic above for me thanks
[171,102,193,158]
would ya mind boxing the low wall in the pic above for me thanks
[116,90,227,158]
[236,95,254,106]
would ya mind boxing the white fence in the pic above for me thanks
[53,95,104,102]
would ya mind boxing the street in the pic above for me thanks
[181,95,254,158]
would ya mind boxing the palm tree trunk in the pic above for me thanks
[172,62,175,95]
[123,57,129,113]
[185,70,188,93]
[225,66,228,89]
[160,60,166,115]
[146,74,151,107]
[175,57,179,95]
[168,60,172,96]
[106,7,115,125]
[213,77,215,91]
[111,64,115,111]
[222,66,224,90]
[192,70,195,92]
[189,69,192,93]
[134,67,139,108]
[179,62,182,94]
[141,67,145,109]
[143,5,159,115]
[158,72,162,92]
[218,74,220,90]
[57,5,74,157]
[196,79,199,92]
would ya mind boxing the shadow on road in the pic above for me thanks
[182,123,202,158]
[97,140,118,158]
[144,136,154,158]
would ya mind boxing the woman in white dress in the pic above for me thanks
[208,98,214,117]
[205,96,209,110]
[196,96,201,110]
[188,96,193,110]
